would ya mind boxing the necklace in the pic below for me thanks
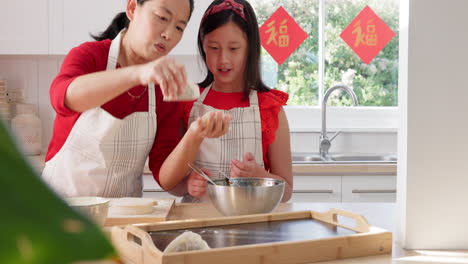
[127,86,148,99]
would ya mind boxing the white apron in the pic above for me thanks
[183,86,264,202]
[42,31,157,198]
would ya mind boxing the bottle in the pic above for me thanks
[11,103,42,155]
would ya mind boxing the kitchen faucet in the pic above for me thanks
[320,85,359,159]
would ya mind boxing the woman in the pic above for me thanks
[42,0,227,198]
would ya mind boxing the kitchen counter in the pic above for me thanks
[165,203,468,264]
[293,163,396,176]
[28,154,396,176]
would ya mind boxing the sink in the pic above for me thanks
[291,154,325,162]
[331,154,397,162]
[292,153,397,164]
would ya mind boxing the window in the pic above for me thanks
[251,0,399,110]
[324,0,399,107]
[254,0,320,106]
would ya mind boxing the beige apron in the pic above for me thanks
[42,31,157,198]
[183,86,264,202]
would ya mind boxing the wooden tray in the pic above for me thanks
[104,198,175,227]
[111,208,392,264]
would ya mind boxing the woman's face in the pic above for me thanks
[128,0,190,61]
[203,21,248,87]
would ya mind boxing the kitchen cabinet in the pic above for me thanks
[291,176,341,203]
[48,0,126,54]
[0,0,49,54]
[342,176,396,203]
[142,174,181,201]
[48,0,210,55]
[1,0,239,55]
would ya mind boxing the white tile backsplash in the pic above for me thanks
[0,55,398,155]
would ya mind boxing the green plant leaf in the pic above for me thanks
[0,119,118,264]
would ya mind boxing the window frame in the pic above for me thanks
[282,0,399,131]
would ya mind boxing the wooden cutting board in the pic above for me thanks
[104,198,175,226]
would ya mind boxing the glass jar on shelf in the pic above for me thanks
[0,78,11,124]
[11,103,42,155]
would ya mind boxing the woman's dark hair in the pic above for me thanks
[198,0,270,100]
[91,0,194,41]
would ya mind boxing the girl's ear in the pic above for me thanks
[126,0,137,21]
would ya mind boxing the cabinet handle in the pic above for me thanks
[352,189,396,194]
[294,190,334,194]
[143,189,166,193]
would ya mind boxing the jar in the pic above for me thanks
[0,78,11,124]
[11,103,42,155]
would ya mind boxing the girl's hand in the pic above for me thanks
[189,111,232,139]
[230,152,265,178]
[137,56,187,99]
[187,168,212,198]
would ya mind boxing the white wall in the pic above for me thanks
[397,0,468,249]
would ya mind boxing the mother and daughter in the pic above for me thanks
[43,0,292,202]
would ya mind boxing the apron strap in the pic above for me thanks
[148,83,155,112]
[106,30,122,71]
[248,90,259,106]
[198,85,211,102]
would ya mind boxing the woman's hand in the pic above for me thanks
[189,111,232,139]
[230,152,266,178]
[137,56,187,99]
[186,168,212,198]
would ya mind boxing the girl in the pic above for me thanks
[42,0,229,198]
[168,0,293,202]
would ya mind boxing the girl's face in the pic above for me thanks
[127,0,190,61]
[203,21,248,87]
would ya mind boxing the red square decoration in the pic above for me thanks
[340,6,395,64]
[259,7,308,65]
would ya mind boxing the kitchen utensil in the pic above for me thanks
[65,196,109,225]
[188,163,218,186]
[218,170,240,187]
[207,177,285,216]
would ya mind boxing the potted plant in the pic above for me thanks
[0,119,120,263]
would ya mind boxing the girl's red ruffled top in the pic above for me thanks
[182,87,289,170]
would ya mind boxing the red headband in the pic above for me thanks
[201,0,246,22]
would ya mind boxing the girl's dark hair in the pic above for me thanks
[198,0,270,100]
[91,0,194,41]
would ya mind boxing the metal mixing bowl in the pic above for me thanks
[207,178,285,216]
[65,196,109,225]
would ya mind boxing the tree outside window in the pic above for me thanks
[251,0,399,107]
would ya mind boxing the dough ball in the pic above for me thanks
[164,231,210,253]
